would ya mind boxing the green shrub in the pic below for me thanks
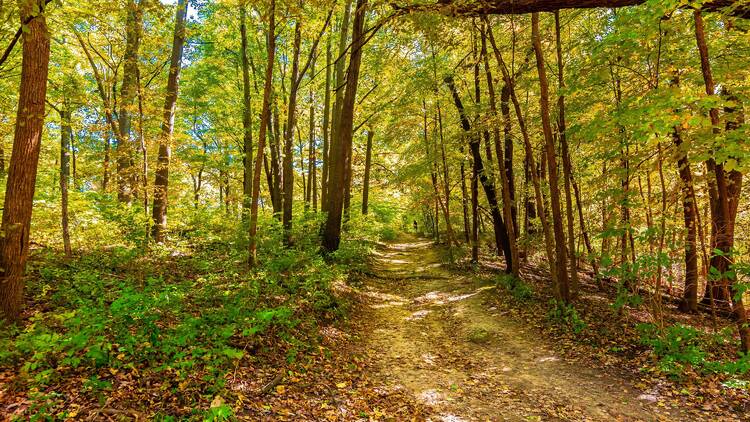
[497,274,533,302]
[548,301,587,334]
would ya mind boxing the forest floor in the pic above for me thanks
[348,235,741,421]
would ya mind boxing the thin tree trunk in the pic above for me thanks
[282,21,302,244]
[241,3,254,218]
[321,36,332,212]
[532,12,569,302]
[249,0,276,266]
[554,11,579,293]
[0,0,50,322]
[60,99,73,258]
[362,128,373,215]
[307,54,317,212]
[151,0,188,243]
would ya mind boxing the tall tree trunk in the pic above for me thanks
[282,21,302,243]
[321,36,332,212]
[60,100,73,258]
[554,11,579,294]
[500,84,518,235]
[532,12,570,302]
[307,54,317,212]
[481,25,519,276]
[117,0,143,203]
[249,0,276,266]
[151,0,188,243]
[0,0,50,322]
[322,0,366,252]
[460,153,470,242]
[362,128,373,215]
[241,3,253,218]
[267,103,282,215]
[445,76,513,273]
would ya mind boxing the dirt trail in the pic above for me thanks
[356,237,686,422]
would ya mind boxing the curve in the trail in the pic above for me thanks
[355,237,689,422]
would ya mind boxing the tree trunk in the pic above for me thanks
[321,37,332,212]
[532,12,570,302]
[674,127,699,313]
[249,0,276,266]
[117,0,143,203]
[269,103,283,215]
[322,0,366,252]
[241,3,253,218]
[554,11,579,294]
[307,54,317,212]
[60,100,73,258]
[282,21,302,243]
[0,0,50,322]
[362,129,373,215]
[151,0,188,243]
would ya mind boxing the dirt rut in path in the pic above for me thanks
[356,238,686,421]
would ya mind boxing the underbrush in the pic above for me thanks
[0,196,397,420]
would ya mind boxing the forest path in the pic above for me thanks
[354,236,684,422]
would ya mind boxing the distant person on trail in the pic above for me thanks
[413,220,418,233]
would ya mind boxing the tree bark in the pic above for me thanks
[151,0,188,243]
[0,0,50,322]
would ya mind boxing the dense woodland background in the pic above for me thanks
[1,0,750,419]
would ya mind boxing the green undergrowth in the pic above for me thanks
[0,194,401,420]
[638,323,750,379]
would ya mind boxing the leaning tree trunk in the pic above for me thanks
[0,0,51,322]
[152,0,188,243]
[322,0,367,252]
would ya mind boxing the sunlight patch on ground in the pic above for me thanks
[419,389,445,405]
[537,356,560,363]
[407,309,431,320]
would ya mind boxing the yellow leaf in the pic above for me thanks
[336,382,347,388]
[275,385,285,394]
